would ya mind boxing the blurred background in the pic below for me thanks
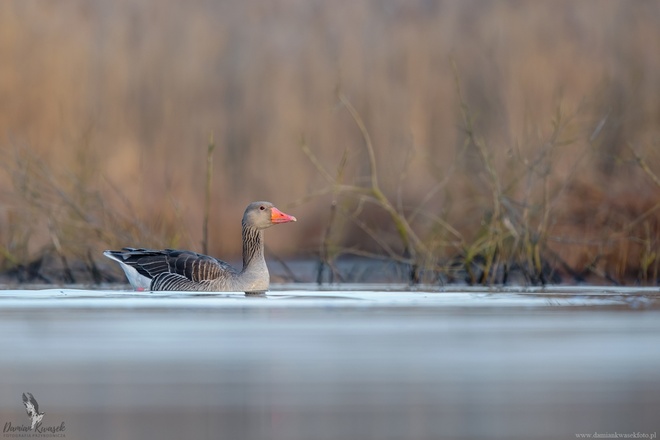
[1,0,659,284]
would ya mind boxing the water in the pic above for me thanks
[1,285,659,440]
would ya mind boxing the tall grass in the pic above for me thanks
[0,0,659,284]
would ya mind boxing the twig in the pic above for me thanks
[337,93,427,258]
[628,143,660,189]
[317,200,338,284]
[202,133,216,255]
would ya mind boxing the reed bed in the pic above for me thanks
[0,0,659,285]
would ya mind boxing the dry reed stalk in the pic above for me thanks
[202,133,216,255]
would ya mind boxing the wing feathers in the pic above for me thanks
[105,248,237,289]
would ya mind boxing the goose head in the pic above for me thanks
[242,201,297,230]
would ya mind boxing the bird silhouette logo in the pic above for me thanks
[22,392,45,430]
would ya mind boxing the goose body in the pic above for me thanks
[104,201,296,293]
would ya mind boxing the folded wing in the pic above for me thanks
[105,248,238,290]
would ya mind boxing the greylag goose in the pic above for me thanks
[104,201,296,293]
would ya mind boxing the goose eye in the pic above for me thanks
[259,205,266,211]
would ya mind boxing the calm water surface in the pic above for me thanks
[0,285,659,440]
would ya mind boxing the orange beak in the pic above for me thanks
[271,207,297,224]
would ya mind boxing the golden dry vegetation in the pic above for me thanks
[1,0,659,284]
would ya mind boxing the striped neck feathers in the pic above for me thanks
[242,223,265,271]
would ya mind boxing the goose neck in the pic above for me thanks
[242,224,265,270]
